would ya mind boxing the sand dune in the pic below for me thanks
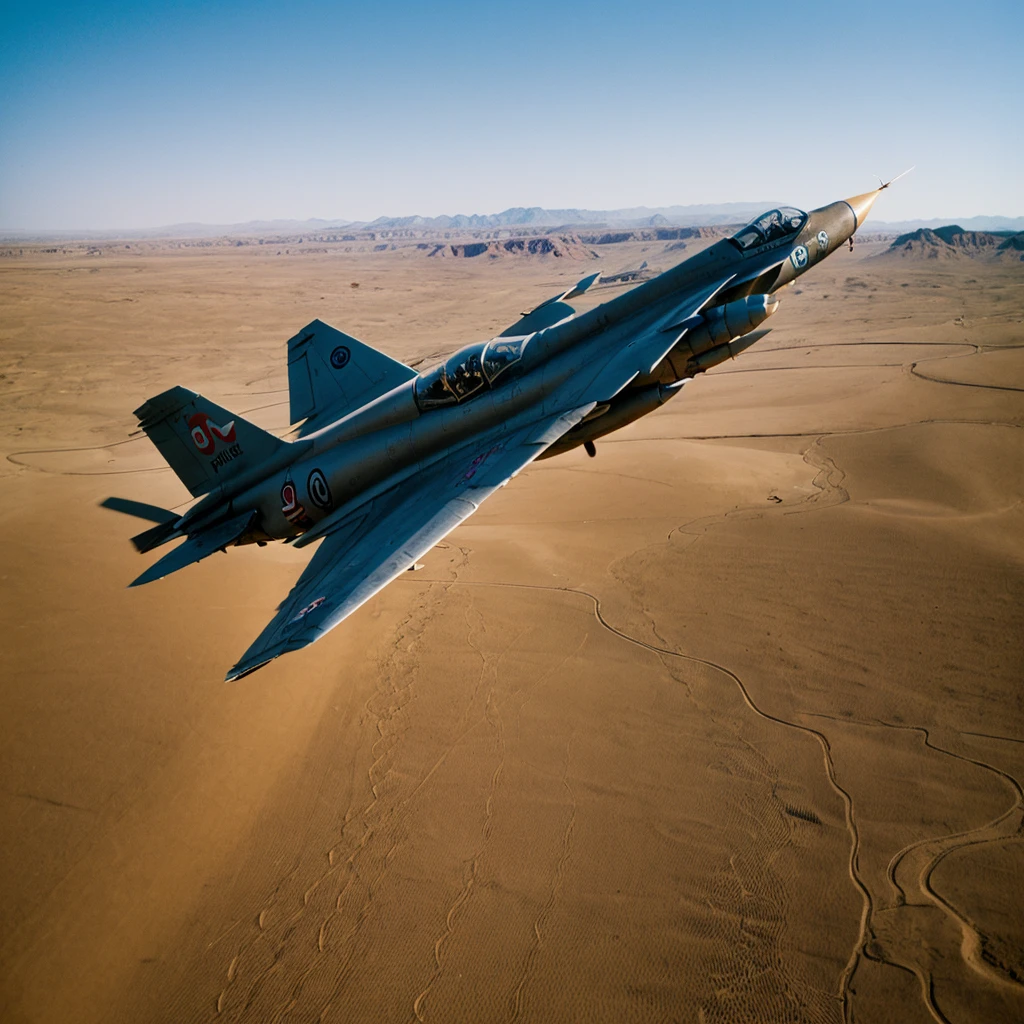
[0,236,1021,1023]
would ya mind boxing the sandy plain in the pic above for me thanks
[0,229,1021,1024]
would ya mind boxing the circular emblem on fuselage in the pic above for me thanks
[816,230,830,251]
[330,345,351,369]
[790,245,809,269]
[307,468,333,510]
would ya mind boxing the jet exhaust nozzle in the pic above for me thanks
[682,294,778,358]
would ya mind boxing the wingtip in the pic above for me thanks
[225,655,275,682]
[128,566,163,587]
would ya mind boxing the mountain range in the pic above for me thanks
[3,207,1023,242]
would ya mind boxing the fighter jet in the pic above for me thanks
[106,179,901,680]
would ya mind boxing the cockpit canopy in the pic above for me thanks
[414,336,528,410]
[731,207,807,251]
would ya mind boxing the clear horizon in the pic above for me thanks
[3,201,1024,239]
[2,0,1021,231]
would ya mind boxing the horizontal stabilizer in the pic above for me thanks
[101,496,177,523]
[287,319,417,435]
[100,497,182,553]
[129,510,255,587]
[131,519,180,554]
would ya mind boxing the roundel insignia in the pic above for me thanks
[329,345,351,370]
[307,468,333,510]
[816,230,829,251]
[790,245,809,269]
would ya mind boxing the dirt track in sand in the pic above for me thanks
[0,237,1021,1023]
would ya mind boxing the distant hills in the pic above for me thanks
[879,225,1024,261]
[0,203,777,241]
[871,215,1024,234]
[4,207,1023,243]
[358,203,777,232]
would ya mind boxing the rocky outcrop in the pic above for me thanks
[880,226,1018,261]
[427,234,599,259]
[997,233,1024,260]
[577,226,727,246]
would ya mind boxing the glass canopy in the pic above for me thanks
[731,207,807,251]
[414,337,528,411]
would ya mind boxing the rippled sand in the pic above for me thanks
[1,237,1021,1023]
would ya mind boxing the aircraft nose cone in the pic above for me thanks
[844,189,882,231]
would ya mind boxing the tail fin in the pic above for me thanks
[287,319,417,437]
[134,386,286,497]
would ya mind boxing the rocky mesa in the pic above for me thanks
[880,224,1024,261]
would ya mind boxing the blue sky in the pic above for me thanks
[1,0,1020,229]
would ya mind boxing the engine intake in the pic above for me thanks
[681,294,778,357]
[642,293,779,385]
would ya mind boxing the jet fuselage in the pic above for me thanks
[215,195,864,545]
[118,181,900,678]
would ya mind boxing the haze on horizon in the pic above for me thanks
[1,0,1021,232]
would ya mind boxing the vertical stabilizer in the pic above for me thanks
[134,386,286,497]
[287,319,417,435]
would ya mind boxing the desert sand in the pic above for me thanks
[0,229,1021,1024]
